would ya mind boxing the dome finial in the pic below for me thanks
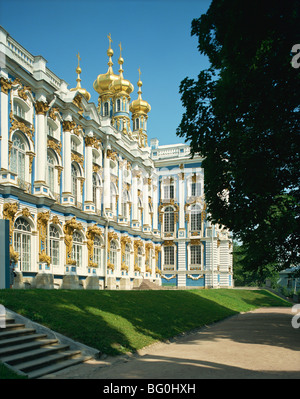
[70,52,91,102]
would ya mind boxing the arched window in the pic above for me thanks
[164,206,174,233]
[164,246,174,268]
[122,191,129,218]
[93,235,102,268]
[125,244,131,267]
[110,183,117,213]
[71,163,78,202]
[190,245,201,266]
[104,102,109,116]
[116,99,121,112]
[47,151,55,194]
[92,173,100,210]
[110,241,117,267]
[135,118,139,131]
[49,225,60,266]
[138,246,143,269]
[11,132,26,182]
[14,217,31,271]
[191,204,201,232]
[72,231,83,267]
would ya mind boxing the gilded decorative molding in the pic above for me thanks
[9,111,34,143]
[71,152,84,168]
[73,124,83,137]
[121,235,131,271]
[26,151,35,174]
[163,240,174,247]
[47,138,62,157]
[18,85,31,101]
[0,77,12,94]
[84,135,102,149]
[107,149,117,162]
[73,93,84,115]
[49,107,59,120]
[55,165,63,186]
[62,120,76,132]
[63,217,83,265]
[34,101,50,115]
[3,202,19,240]
[51,215,61,225]
[37,211,51,265]
[86,224,103,268]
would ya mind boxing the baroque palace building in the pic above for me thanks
[0,26,233,290]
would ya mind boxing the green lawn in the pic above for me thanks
[0,288,291,358]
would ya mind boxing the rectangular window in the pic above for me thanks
[164,184,174,199]
[191,245,201,265]
[191,182,201,197]
[164,246,174,266]
[50,240,59,266]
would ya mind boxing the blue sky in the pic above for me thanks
[0,0,211,146]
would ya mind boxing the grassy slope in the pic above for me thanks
[0,289,290,357]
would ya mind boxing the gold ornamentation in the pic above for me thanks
[3,202,18,240]
[121,235,131,271]
[49,107,59,120]
[34,101,49,115]
[48,138,62,157]
[55,165,63,186]
[9,112,34,143]
[37,211,51,265]
[84,135,102,149]
[163,240,174,247]
[62,120,76,132]
[0,77,12,94]
[71,152,84,168]
[107,149,117,161]
[51,215,61,225]
[73,124,83,137]
[18,86,31,101]
[26,151,35,174]
[86,224,103,267]
[73,94,84,115]
[63,217,83,265]
[22,208,31,218]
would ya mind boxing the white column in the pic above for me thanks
[34,104,47,183]
[143,176,150,227]
[62,120,72,194]
[84,138,93,203]
[179,173,185,229]
[131,169,139,224]
[103,148,110,212]
[0,78,10,170]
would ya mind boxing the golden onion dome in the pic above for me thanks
[109,43,134,96]
[70,53,91,102]
[93,34,119,95]
[129,69,151,115]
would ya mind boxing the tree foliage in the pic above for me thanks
[177,0,300,273]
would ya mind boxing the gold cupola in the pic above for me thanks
[130,68,151,147]
[129,68,151,116]
[109,43,134,96]
[93,33,119,96]
[70,53,91,102]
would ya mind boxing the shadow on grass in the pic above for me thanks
[0,289,292,357]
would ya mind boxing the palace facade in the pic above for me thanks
[0,26,233,290]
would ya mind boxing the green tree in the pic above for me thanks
[177,0,300,275]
